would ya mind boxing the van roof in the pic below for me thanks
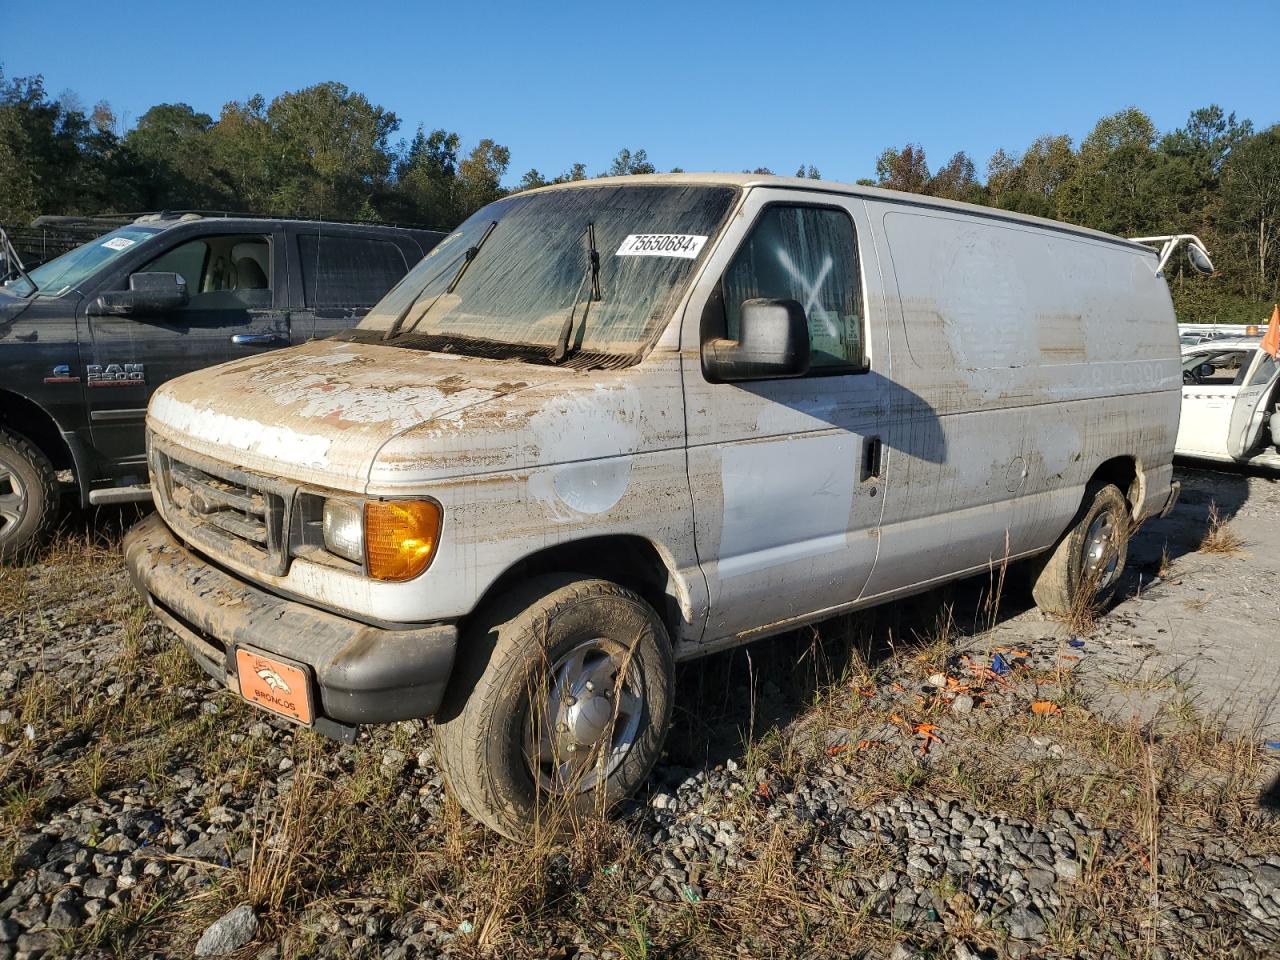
[530,172,1154,254]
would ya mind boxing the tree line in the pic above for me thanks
[1,68,1276,322]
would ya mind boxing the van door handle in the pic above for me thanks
[231,333,287,346]
[862,435,882,481]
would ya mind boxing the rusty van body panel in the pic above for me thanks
[125,173,1180,736]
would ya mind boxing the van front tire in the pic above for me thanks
[433,576,674,839]
[0,428,59,564]
[1031,483,1130,617]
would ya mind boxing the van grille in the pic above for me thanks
[151,442,296,576]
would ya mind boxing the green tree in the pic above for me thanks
[1057,108,1160,234]
[875,144,929,193]
[395,127,462,225]
[986,135,1076,217]
[928,151,980,202]
[1219,126,1280,299]
[264,82,400,218]
[608,147,656,176]
[0,105,38,221]
[517,168,548,192]
[456,138,511,216]
[0,71,121,214]
[204,95,275,212]
[123,103,222,209]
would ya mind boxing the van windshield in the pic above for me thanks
[361,184,737,361]
[2,226,160,297]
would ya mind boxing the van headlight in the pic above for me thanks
[320,497,442,581]
[322,500,364,564]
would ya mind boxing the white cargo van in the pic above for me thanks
[125,174,1186,837]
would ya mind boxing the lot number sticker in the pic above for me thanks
[616,234,707,259]
[101,237,136,251]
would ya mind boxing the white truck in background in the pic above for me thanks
[126,173,1192,837]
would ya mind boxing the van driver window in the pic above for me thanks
[722,205,866,372]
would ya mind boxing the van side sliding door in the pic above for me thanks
[681,190,891,645]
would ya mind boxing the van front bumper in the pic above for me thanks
[123,513,457,735]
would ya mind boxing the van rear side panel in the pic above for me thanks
[858,203,1178,601]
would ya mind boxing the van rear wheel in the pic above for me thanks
[0,428,59,564]
[1031,483,1130,617]
[433,576,674,839]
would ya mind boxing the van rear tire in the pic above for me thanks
[0,428,60,564]
[1031,484,1130,617]
[433,576,674,840]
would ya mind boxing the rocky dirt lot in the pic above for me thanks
[1,465,1279,960]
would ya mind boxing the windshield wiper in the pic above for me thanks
[552,222,601,363]
[382,220,498,341]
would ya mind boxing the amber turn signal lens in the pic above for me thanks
[364,499,442,582]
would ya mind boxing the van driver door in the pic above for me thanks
[681,191,891,644]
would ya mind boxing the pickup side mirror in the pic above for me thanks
[89,272,188,317]
[702,298,811,383]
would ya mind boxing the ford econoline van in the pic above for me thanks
[125,174,1187,837]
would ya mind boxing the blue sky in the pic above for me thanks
[3,0,1276,185]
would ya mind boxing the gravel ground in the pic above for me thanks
[1,465,1278,959]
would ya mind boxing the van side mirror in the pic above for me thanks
[89,272,188,317]
[702,298,811,383]
[1187,244,1215,275]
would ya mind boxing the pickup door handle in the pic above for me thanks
[231,333,287,346]
[861,435,883,481]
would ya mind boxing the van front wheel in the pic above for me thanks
[1031,483,1130,617]
[433,576,674,839]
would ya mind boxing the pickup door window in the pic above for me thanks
[683,197,888,643]
[83,230,289,472]
[296,234,411,341]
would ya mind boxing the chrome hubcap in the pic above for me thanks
[0,459,26,537]
[1083,513,1120,590]
[527,638,644,795]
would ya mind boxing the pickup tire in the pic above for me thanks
[433,576,673,839]
[0,428,59,564]
[1031,483,1130,616]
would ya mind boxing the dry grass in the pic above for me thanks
[1199,502,1245,555]
[4,525,1279,959]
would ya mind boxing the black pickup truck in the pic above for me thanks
[0,213,443,559]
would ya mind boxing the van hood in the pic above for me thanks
[147,339,567,491]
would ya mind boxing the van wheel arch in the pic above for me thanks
[462,535,689,644]
[1087,455,1141,517]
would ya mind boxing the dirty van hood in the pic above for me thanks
[146,339,565,490]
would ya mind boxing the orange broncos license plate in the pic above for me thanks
[235,648,314,725]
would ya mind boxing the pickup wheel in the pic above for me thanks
[433,576,674,839]
[1031,483,1130,616]
[0,428,60,564]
